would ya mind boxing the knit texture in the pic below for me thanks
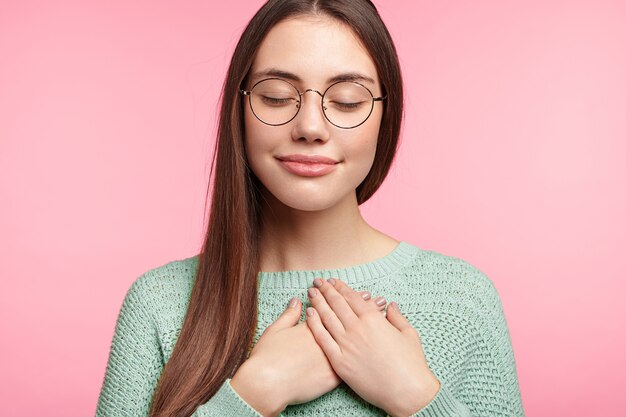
[95,242,524,416]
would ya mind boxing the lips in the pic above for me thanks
[276,154,339,164]
[276,154,339,177]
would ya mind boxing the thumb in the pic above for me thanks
[386,301,414,333]
[263,297,302,336]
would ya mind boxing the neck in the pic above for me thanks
[258,190,398,272]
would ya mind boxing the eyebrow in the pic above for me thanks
[249,68,376,85]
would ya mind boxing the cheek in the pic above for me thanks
[243,109,270,165]
[243,112,287,185]
[356,137,378,179]
[335,131,379,195]
[355,117,382,171]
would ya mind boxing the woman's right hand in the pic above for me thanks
[230,291,386,417]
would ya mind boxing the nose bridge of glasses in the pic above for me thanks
[298,88,326,110]
[301,88,323,97]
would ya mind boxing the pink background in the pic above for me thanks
[1,0,625,416]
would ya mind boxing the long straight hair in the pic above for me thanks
[149,1,403,415]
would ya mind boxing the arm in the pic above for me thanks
[94,274,262,417]
[394,382,472,417]
[401,273,525,417]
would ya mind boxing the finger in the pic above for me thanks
[313,278,359,328]
[372,296,388,312]
[262,297,302,336]
[359,290,386,313]
[305,307,342,364]
[359,290,388,311]
[329,278,380,317]
[386,301,415,333]
[307,286,346,339]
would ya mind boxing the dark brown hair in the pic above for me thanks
[149,1,403,415]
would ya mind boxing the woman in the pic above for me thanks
[96,1,524,416]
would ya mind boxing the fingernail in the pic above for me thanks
[374,296,386,307]
[361,291,371,300]
[328,278,336,286]
[313,278,323,288]
[390,301,399,311]
[308,287,317,298]
[288,297,299,309]
[306,307,315,317]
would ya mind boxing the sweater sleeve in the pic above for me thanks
[404,383,472,417]
[395,271,524,417]
[95,275,262,417]
[414,273,524,417]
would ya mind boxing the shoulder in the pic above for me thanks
[398,242,502,308]
[398,243,512,343]
[123,255,200,313]
[117,255,200,355]
[133,255,200,292]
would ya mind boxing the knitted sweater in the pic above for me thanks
[95,242,524,416]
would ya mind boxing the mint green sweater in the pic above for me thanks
[95,242,524,416]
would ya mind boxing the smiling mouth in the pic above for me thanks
[276,155,339,177]
[276,154,339,164]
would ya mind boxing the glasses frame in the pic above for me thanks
[239,77,387,129]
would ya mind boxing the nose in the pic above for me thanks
[291,89,330,143]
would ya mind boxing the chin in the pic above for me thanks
[273,194,340,212]
[254,173,364,213]
[261,184,356,212]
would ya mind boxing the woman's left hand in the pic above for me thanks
[305,278,441,417]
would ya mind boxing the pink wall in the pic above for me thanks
[1,0,625,415]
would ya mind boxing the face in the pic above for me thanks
[243,15,384,212]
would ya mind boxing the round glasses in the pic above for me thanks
[240,78,387,129]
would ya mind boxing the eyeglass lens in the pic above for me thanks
[248,79,375,128]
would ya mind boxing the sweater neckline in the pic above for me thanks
[257,241,418,289]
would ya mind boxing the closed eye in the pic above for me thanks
[260,96,297,106]
[329,100,368,112]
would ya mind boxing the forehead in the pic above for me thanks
[249,15,380,87]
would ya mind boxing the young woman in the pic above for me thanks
[96,1,524,416]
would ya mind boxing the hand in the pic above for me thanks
[305,278,441,417]
[231,292,388,417]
